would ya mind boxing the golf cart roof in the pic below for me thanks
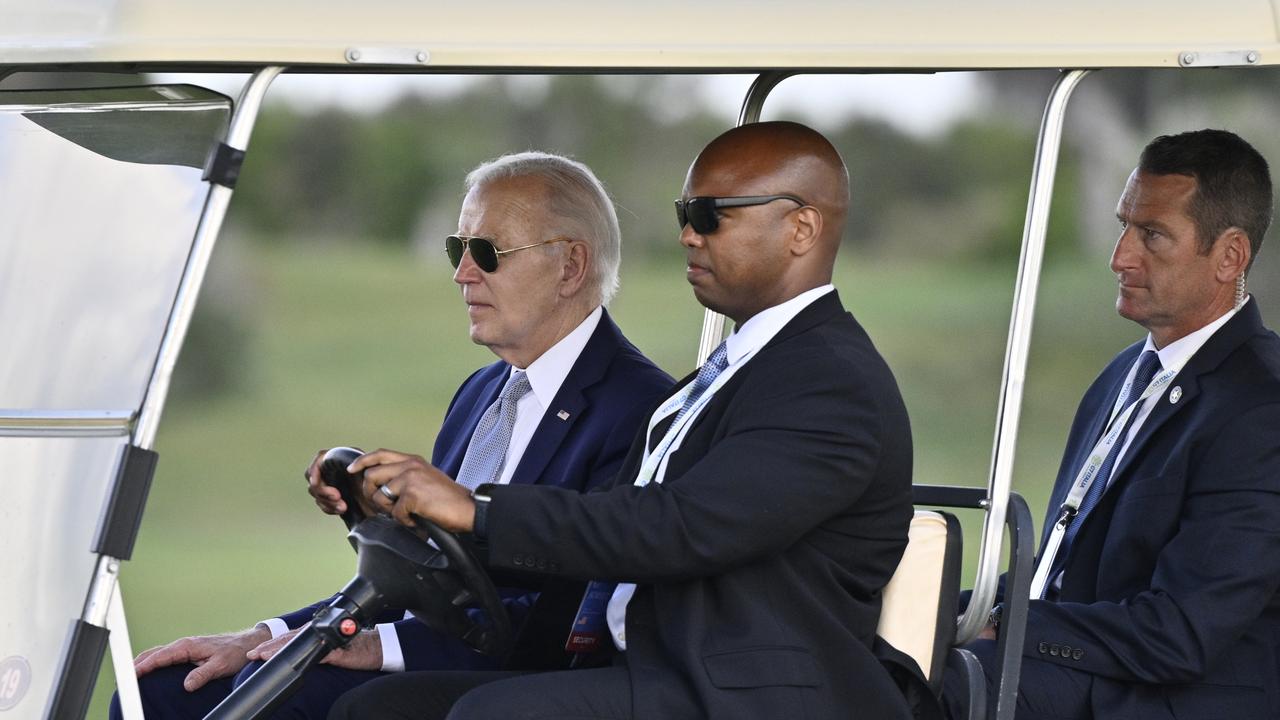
[4,0,1280,71]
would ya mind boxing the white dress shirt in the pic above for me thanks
[606,285,835,650]
[264,306,605,671]
[1111,297,1246,480]
[1046,297,1247,594]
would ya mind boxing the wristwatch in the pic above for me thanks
[988,602,1005,632]
[471,483,496,538]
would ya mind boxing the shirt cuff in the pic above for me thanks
[259,618,289,639]
[377,623,405,672]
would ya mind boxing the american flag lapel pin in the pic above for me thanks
[557,410,571,420]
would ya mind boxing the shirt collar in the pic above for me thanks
[724,285,835,367]
[1142,296,1248,371]
[514,306,603,408]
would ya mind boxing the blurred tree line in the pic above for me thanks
[189,69,1280,399]
[225,74,1066,263]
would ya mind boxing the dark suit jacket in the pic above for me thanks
[280,309,672,671]
[1026,299,1280,719]
[481,291,915,720]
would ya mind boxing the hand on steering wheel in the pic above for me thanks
[317,447,512,656]
[350,449,478,533]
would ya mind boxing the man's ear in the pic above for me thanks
[1214,227,1251,283]
[559,241,591,297]
[789,206,823,256]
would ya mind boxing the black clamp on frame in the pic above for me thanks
[203,141,246,188]
[93,444,159,560]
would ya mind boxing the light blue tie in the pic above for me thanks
[1049,349,1161,591]
[456,370,532,491]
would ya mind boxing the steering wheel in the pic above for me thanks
[204,448,514,720]
[318,446,512,656]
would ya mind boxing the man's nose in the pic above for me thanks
[453,249,482,284]
[1110,229,1135,274]
[680,223,704,248]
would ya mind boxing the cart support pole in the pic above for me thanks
[958,69,1092,645]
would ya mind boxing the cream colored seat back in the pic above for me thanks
[877,510,961,687]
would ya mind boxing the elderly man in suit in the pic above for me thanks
[331,120,916,720]
[950,129,1280,719]
[112,152,672,719]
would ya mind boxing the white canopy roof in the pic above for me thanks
[3,0,1279,71]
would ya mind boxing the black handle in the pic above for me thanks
[319,446,365,530]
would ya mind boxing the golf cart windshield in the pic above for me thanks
[0,84,230,717]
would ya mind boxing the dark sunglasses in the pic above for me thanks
[673,194,806,235]
[445,235,570,273]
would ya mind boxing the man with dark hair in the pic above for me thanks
[951,128,1280,719]
[1138,129,1273,260]
[330,121,916,720]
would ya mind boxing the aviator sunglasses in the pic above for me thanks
[445,235,570,273]
[674,194,806,235]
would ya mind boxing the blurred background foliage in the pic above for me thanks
[83,68,1280,709]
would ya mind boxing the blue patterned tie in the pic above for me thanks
[1050,350,1162,587]
[456,370,532,491]
[673,340,729,426]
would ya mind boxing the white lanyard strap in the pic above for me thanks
[633,346,759,488]
[1029,362,1179,598]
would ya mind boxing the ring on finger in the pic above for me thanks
[378,485,399,502]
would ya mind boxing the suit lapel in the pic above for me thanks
[1104,302,1262,491]
[439,369,507,477]
[671,289,844,447]
[507,309,621,486]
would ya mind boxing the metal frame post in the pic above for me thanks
[54,66,286,720]
[956,69,1091,645]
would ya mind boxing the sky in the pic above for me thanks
[157,72,983,137]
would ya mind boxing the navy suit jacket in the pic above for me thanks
[480,291,915,719]
[1026,299,1280,719]
[281,309,672,671]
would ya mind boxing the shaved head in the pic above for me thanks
[680,122,852,323]
[687,121,850,253]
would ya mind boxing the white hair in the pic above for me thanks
[466,151,621,306]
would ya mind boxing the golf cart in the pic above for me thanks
[3,1,1279,717]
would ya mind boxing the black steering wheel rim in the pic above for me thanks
[319,447,512,656]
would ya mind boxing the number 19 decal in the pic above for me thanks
[0,657,31,712]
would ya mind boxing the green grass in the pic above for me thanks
[94,240,1136,714]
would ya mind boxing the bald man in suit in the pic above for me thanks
[333,121,915,720]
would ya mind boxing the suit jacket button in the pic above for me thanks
[1038,642,1048,654]
[549,562,561,572]
[1072,649,1084,660]
[513,553,525,566]
[1049,644,1060,657]
[536,558,547,570]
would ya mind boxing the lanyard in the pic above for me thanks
[632,345,760,488]
[1028,361,1181,599]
